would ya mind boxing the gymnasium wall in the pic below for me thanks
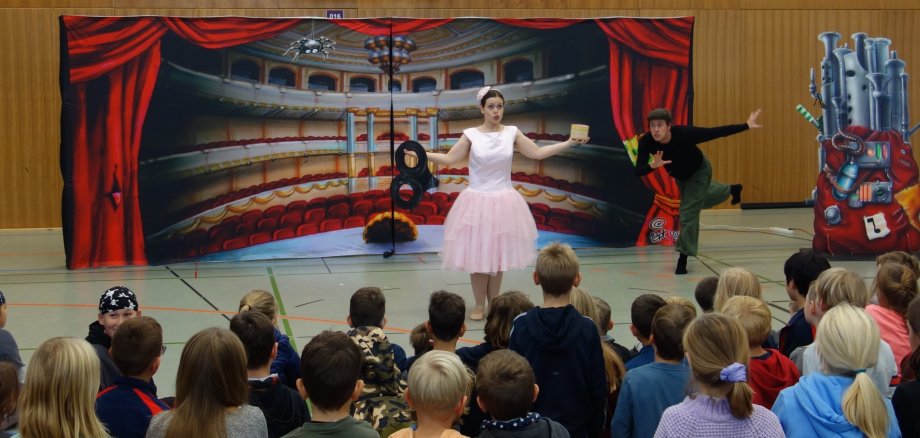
[2,0,919,228]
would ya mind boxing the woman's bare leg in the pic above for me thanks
[470,273,489,320]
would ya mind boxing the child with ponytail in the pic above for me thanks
[653,313,784,437]
[773,304,901,438]
[238,290,301,388]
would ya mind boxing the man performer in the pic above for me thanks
[635,108,763,274]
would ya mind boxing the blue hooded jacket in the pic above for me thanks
[772,374,901,438]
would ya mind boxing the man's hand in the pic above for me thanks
[650,151,672,169]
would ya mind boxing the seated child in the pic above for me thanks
[721,296,799,409]
[592,296,634,362]
[611,303,695,438]
[456,290,534,371]
[230,311,309,438]
[713,267,762,312]
[96,316,169,438]
[390,351,471,438]
[773,304,901,438]
[778,250,830,357]
[0,291,23,375]
[0,361,19,436]
[18,338,109,438]
[239,290,300,388]
[625,294,667,370]
[403,323,432,374]
[893,296,920,436]
[867,263,917,373]
[346,287,411,437]
[283,330,378,438]
[655,313,784,437]
[476,349,569,437]
[665,296,698,319]
[795,268,898,396]
[509,243,606,438]
[694,276,719,313]
[87,285,142,390]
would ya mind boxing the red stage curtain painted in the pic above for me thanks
[61,16,301,268]
[595,17,694,246]
[494,18,584,29]
[331,18,453,35]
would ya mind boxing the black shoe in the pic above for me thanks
[730,184,743,205]
[675,253,688,275]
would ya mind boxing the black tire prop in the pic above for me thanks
[390,140,439,209]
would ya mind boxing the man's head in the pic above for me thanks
[298,331,365,412]
[98,286,141,337]
[229,311,277,371]
[534,243,580,297]
[110,316,162,378]
[348,287,386,328]
[427,291,466,342]
[647,108,673,143]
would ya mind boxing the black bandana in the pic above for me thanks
[99,286,138,314]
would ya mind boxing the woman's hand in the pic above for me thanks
[568,136,590,145]
[747,109,763,129]
[650,151,671,169]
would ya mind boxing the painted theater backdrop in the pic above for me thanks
[59,16,694,268]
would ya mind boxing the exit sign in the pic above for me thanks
[326,10,344,19]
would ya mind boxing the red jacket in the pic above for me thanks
[749,348,800,409]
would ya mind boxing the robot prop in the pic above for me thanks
[805,32,920,255]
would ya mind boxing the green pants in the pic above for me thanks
[675,158,730,256]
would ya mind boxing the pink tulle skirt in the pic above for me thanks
[440,188,538,273]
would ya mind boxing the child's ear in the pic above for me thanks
[136,310,143,317]
[532,271,540,286]
[352,379,365,402]
[476,395,488,414]
[271,342,279,361]
[149,356,162,375]
[456,395,468,415]
[606,320,614,331]
[629,324,638,337]
[573,272,582,287]
[533,383,540,403]
[346,315,353,327]
[404,388,414,408]
[295,378,308,400]
[648,334,656,346]
[459,323,466,337]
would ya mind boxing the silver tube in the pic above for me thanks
[834,47,852,130]
[887,56,905,133]
[867,73,891,131]
[902,72,910,141]
[843,51,870,128]
[819,32,841,137]
[852,32,868,72]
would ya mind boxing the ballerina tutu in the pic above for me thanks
[440,187,538,273]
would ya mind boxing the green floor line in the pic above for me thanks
[267,267,297,352]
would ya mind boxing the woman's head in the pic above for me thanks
[815,304,888,438]
[19,337,107,438]
[713,267,762,311]
[483,291,534,349]
[477,86,505,123]
[239,289,277,322]
[871,262,918,316]
[683,313,754,419]
[169,328,249,437]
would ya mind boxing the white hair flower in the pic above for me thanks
[476,86,491,103]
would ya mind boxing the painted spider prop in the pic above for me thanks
[283,36,336,61]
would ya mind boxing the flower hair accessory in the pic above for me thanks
[476,86,492,102]
[719,362,747,383]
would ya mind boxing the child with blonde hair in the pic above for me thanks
[391,350,471,438]
[721,296,799,409]
[654,313,784,437]
[713,267,761,312]
[239,290,301,388]
[16,337,109,438]
[794,268,898,396]
[773,304,901,437]
[867,263,918,371]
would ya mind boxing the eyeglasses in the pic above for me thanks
[160,345,167,356]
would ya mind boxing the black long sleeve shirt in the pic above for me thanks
[635,124,749,180]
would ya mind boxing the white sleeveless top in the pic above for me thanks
[462,126,518,193]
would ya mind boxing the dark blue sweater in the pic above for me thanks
[508,305,606,438]
[96,376,168,438]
